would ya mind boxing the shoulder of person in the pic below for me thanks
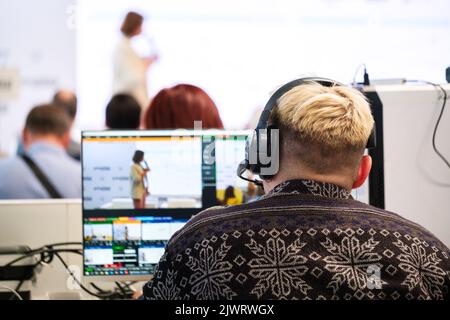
[164,205,229,247]
[187,205,228,227]
[0,156,26,173]
[165,201,263,249]
[0,156,14,167]
[355,200,450,251]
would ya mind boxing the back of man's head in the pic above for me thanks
[271,82,374,177]
[52,90,77,121]
[25,104,71,138]
[106,94,141,129]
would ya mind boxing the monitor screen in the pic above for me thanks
[81,130,254,280]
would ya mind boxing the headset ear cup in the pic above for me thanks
[250,129,261,174]
[244,133,251,167]
[259,125,277,180]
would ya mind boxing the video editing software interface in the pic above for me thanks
[82,130,252,277]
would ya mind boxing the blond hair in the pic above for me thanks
[272,82,374,173]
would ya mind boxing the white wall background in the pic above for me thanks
[0,0,76,156]
[76,0,450,131]
[1,0,450,153]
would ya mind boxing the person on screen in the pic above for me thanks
[112,11,158,110]
[222,186,239,206]
[130,150,150,209]
[0,104,81,199]
[143,84,224,129]
[124,226,129,241]
[106,94,141,129]
[142,81,450,300]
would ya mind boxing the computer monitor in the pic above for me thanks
[81,130,253,281]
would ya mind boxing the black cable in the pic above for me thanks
[115,281,129,297]
[35,242,82,249]
[4,243,134,300]
[90,283,109,294]
[4,248,83,267]
[24,242,83,256]
[121,281,138,292]
[90,282,131,299]
[53,251,132,299]
[4,243,82,267]
[5,248,82,300]
[406,80,450,169]
[352,63,367,87]
[53,251,116,299]
[8,258,46,300]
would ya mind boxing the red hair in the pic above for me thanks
[143,84,224,129]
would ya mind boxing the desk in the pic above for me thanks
[0,200,88,299]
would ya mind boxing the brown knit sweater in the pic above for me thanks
[143,179,450,300]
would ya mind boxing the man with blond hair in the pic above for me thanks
[143,79,450,300]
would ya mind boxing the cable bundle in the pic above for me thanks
[2,242,139,300]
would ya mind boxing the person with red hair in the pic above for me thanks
[143,84,224,129]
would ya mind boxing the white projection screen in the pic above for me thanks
[76,0,450,130]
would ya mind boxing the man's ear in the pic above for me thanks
[352,155,372,189]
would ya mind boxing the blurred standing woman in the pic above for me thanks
[113,12,157,110]
[130,150,150,209]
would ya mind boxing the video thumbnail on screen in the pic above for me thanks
[83,216,188,275]
[83,136,202,210]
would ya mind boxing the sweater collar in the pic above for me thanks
[266,179,352,200]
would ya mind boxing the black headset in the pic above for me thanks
[237,77,376,186]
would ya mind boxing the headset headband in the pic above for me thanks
[256,77,343,130]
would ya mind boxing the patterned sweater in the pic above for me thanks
[143,179,450,300]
